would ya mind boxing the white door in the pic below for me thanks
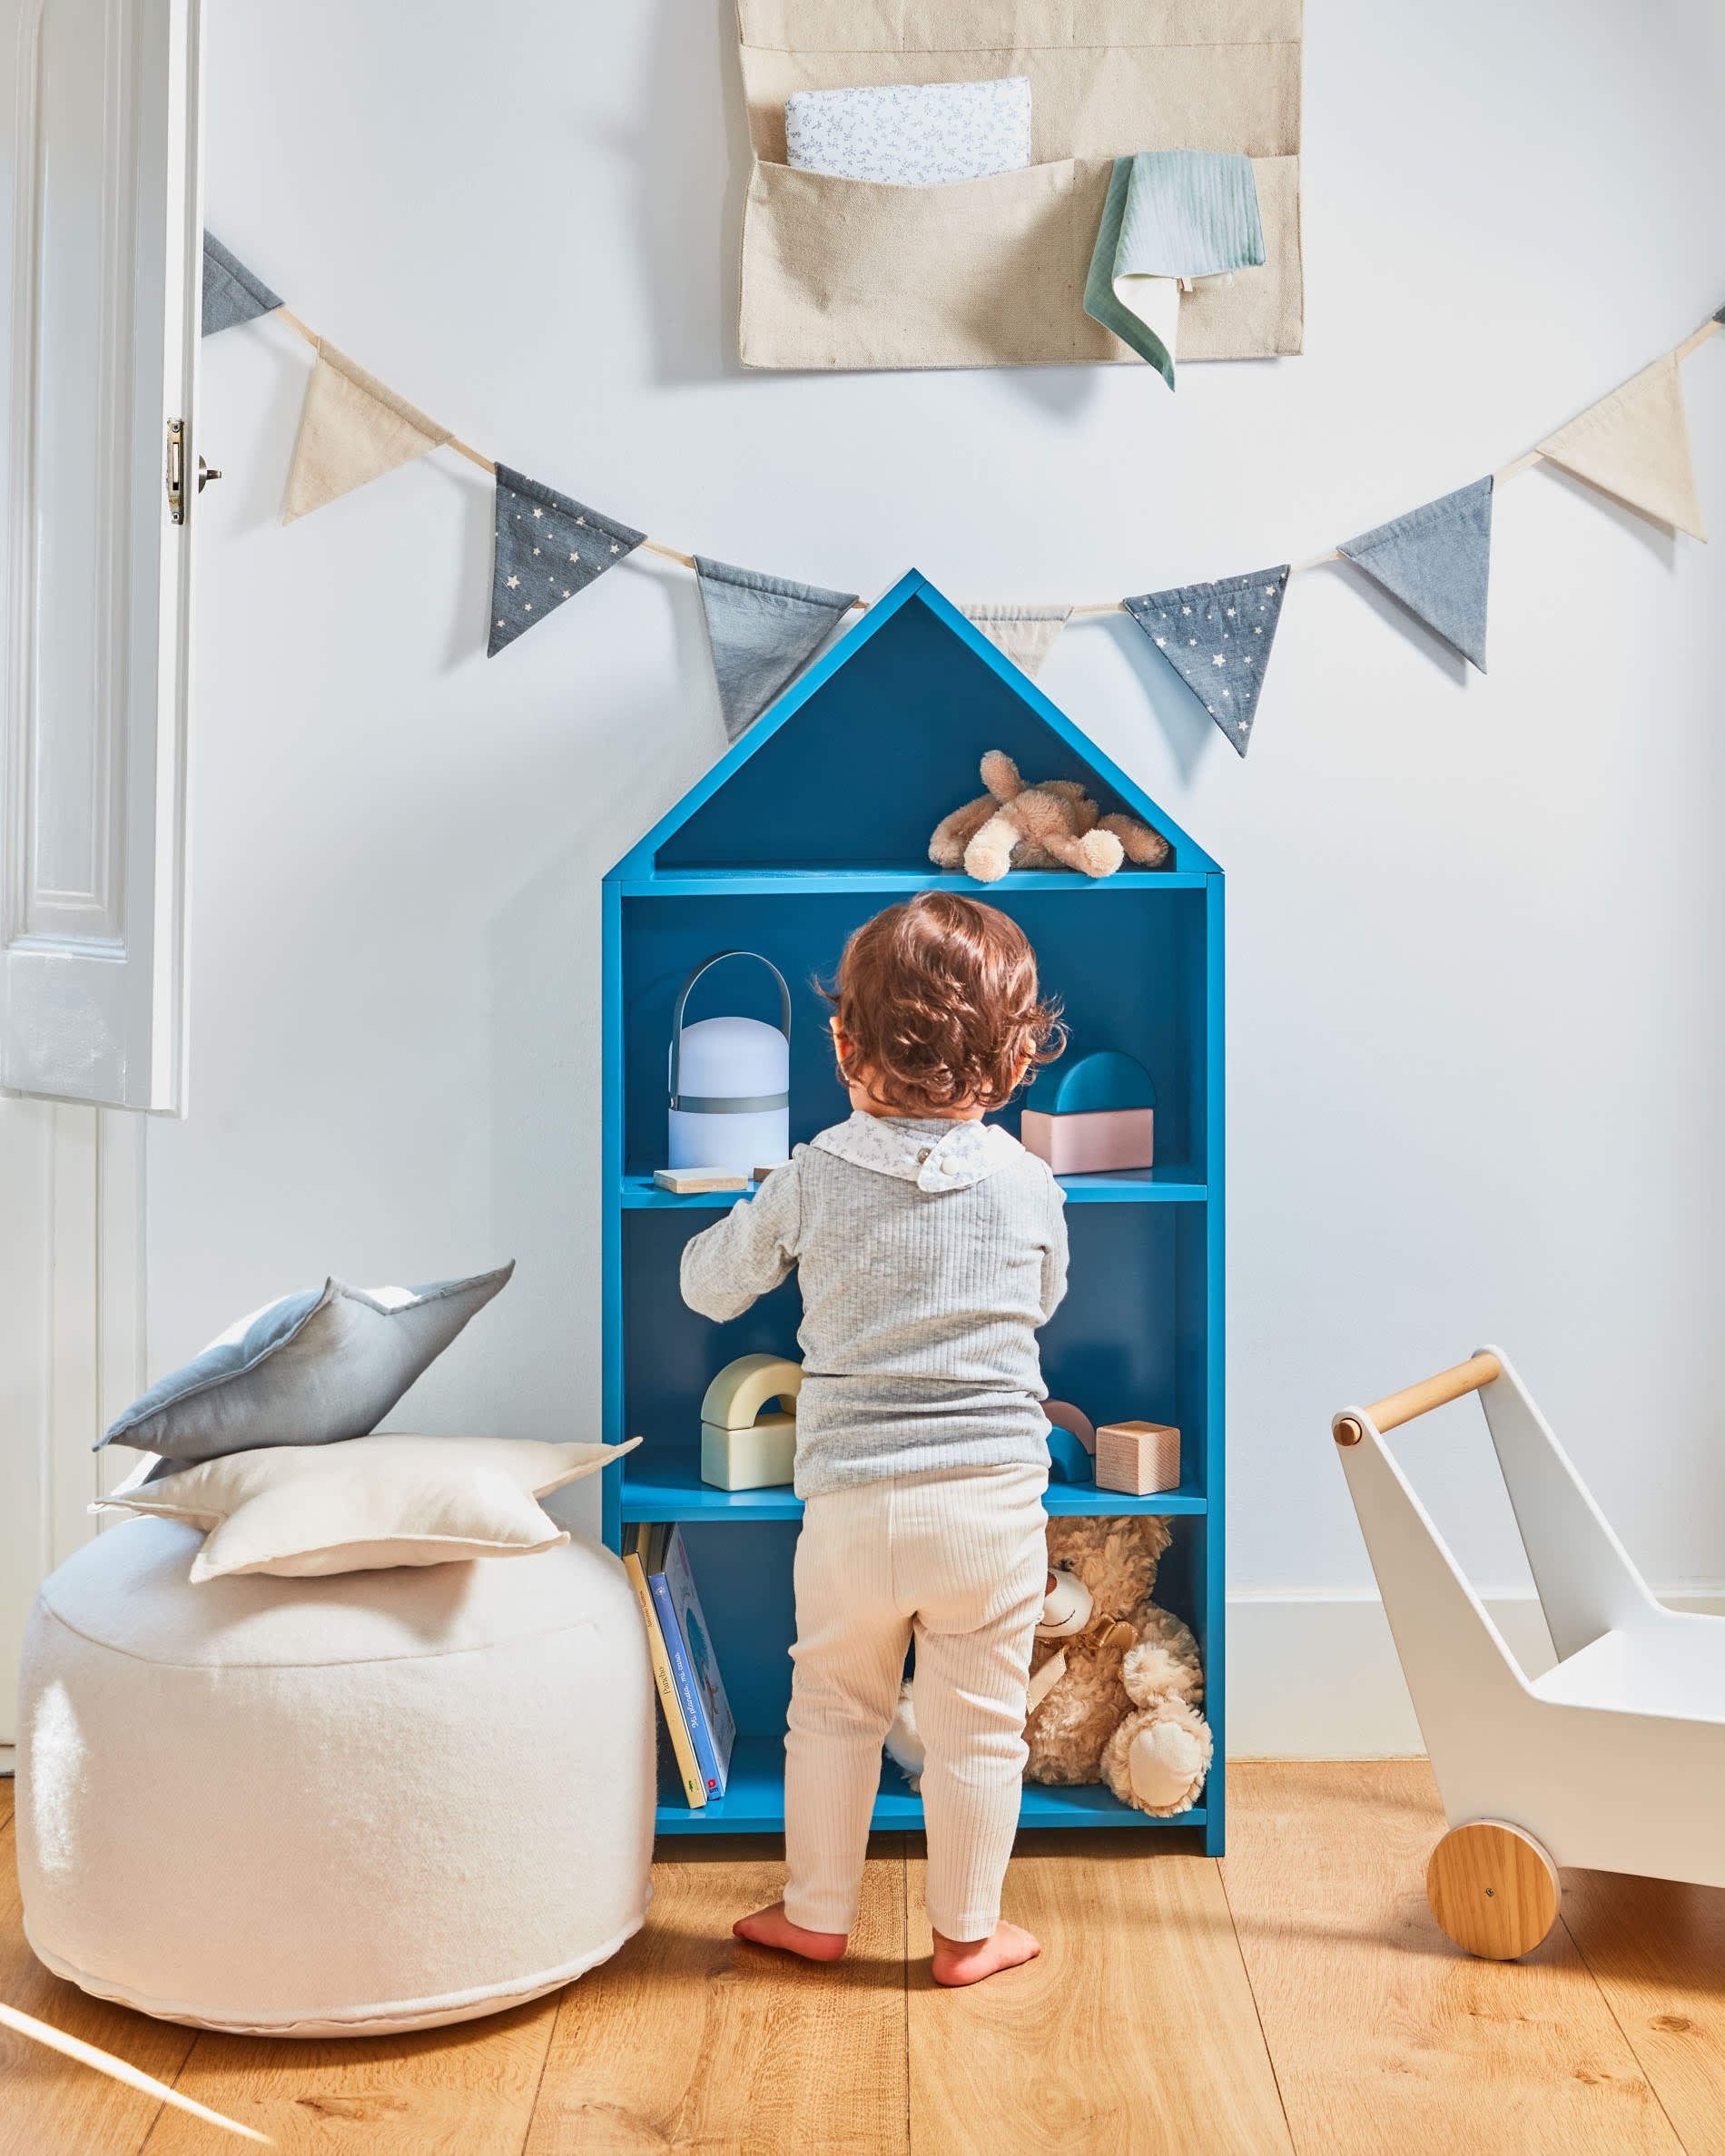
[0,0,204,1745]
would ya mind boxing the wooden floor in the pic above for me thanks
[5,1763,1724,2155]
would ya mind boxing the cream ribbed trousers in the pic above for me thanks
[783,1463,1049,1941]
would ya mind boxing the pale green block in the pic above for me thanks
[700,1413,796,1491]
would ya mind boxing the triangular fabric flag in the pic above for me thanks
[1537,351,1705,540]
[961,604,1074,680]
[1338,477,1493,672]
[202,233,281,336]
[1123,566,1289,757]
[489,468,646,655]
[283,340,451,524]
[695,557,858,741]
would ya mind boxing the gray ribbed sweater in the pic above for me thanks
[678,1115,1069,1496]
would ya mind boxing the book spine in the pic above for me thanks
[648,1570,723,1797]
[623,1551,705,1810]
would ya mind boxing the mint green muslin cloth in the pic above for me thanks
[1083,152,1266,389]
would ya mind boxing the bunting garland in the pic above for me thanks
[695,559,860,741]
[1337,477,1493,673]
[1123,569,1289,755]
[202,233,281,337]
[284,340,450,525]
[491,468,646,655]
[1536,352,1705,541]
[202,234,1723,760]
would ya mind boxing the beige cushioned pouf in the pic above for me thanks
[16,1516,655,2037]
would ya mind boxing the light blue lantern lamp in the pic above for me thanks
[667,951,792,1175]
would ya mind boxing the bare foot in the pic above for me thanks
[931,1921,1041,1987]
[732,1901,848,1962]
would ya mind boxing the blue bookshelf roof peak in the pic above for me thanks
[607,570,1218,880]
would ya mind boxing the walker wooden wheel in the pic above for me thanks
[1426,1820,1560,1960]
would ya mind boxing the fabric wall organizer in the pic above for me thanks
[735,0,1304,372]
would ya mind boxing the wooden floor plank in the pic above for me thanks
[1562,1866,1725,2156]
[525,1838,909,2156]
[1221,1762,1683,2156]
[138,1994,559,2155]
[0,1818,194,2156]
[906,1829,1293,2156]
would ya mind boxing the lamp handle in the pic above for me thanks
[669,951,793,1110]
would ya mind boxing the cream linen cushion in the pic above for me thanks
[95,1433,639,1582]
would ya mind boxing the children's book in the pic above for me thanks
[621,1524,705,1809]
[643,1522,732,1799]
[661,1525,735,1796]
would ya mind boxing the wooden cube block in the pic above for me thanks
[701,1413,796,1491]
[1094,1421,1181,1496]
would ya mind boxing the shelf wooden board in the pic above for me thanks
[621,1450,1206,1522]
[621,1165,1207,1209]
[652,1735,1206,1836]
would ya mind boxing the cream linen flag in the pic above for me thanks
[1537,351,1705,540]
[284,339,451,524]
[961,604,1074,681]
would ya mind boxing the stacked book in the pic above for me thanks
[621,1522,735,1808]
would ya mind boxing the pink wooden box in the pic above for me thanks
[1094,1420,1181,1496]
[1020,1107,1154,1176]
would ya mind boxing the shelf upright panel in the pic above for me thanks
[1203,868,1226,1856]
[601,876,626,1555]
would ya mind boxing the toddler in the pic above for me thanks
[679,891,1068,1986]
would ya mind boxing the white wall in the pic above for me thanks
[152,0,1725,1747]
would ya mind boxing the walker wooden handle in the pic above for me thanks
[1334,1352,1502,1446]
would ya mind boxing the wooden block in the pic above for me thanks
[1021,1107,1154,1176]
[751,1161,793,1181]
[654,1167,748,1195]
[1094,1420,1181,1495]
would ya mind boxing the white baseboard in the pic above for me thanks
[1225,1588,1725,1758]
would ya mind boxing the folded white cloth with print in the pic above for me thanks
[784,76,1031,186]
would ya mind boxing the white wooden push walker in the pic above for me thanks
[1333,1345,1725,1961]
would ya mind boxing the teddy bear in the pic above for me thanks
[882,1514,1212,1816]
[928,751,1170,883]
[1025,1515,1211,1816]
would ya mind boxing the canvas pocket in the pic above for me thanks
[738,153,1302,373]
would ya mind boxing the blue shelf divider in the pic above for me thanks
[602,571,1225,1855]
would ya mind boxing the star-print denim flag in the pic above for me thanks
[695,557,858,741]
[489,468,646,655]
[202,234,281,337]
[961,604,1073,681]
[1339,477,1493,673]
[1538,352,1705,540]
[1123,566,1289,756]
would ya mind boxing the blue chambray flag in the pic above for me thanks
[1124,567,1289,756]
[202,234,281,337]
[490,468,646,655]
[695,557,858,741]
[1338,477,1493,673]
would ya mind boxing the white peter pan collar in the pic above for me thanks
[810,1112,1026,1194]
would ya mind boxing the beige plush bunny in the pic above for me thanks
[928,751,1169,882]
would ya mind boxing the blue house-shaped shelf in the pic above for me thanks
[603,571,1225,1852]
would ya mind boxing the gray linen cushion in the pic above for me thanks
[97,1265,515,1464]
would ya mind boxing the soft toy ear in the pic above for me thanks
[980,750,1021,801]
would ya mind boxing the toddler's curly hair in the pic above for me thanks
[821,892,1063,1114]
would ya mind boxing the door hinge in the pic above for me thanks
[166,418,184,524]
